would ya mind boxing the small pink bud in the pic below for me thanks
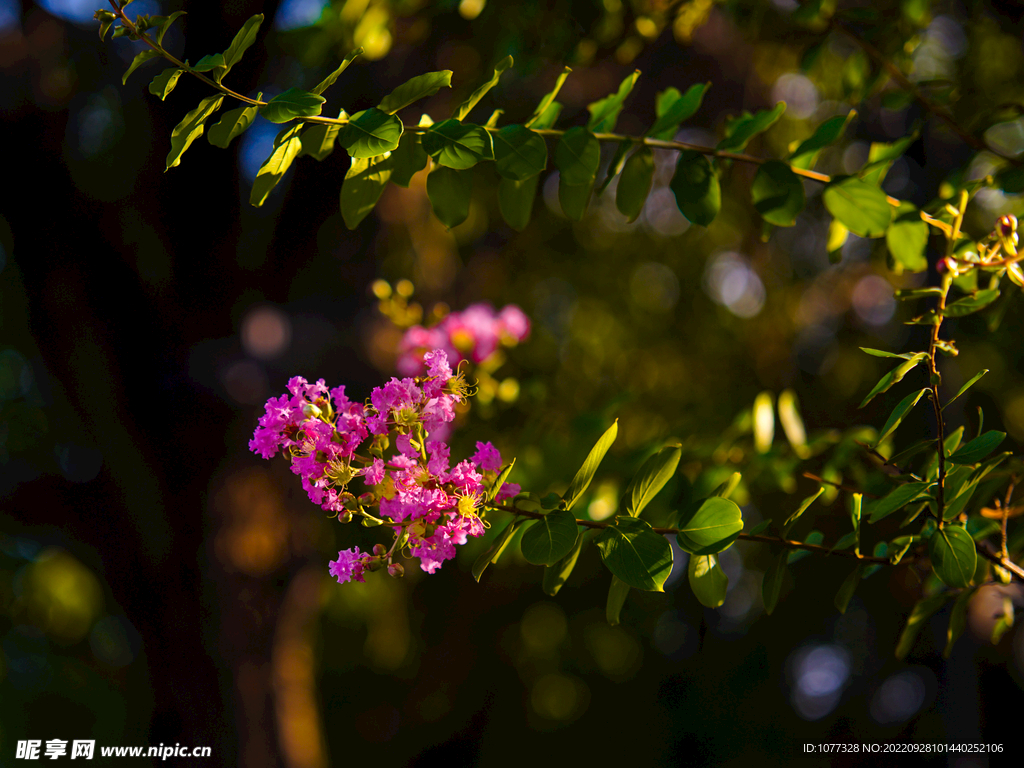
[937,257,957,274]
[388,562,405,578]
[372,543,387,556]
[358,492,376,506]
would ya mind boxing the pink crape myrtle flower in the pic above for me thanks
[397,303,531,375]
[250,349,521,581]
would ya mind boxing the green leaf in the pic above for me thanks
[297,113,344,161]
[676,497,744,555]
[746,519,772,536]
[521,508,579,566]
[596,140,630,195]
[595,516,673,591]
[716,102,786,153]
[762,551,788,615]
[587,70,640,133]
[866,481,931,524]
[875,388,928,446]
[829,531,858,553]
[823,176,892,238]
[860,135,915,186]
[751,160,805,227]
[336,108,403,157]
[455,55,512,121]
[670,150,720,227]
[426,166,473,229]
[422,118,493,169]
[563,420,618,510]
[148,68,184,101]
[389,132,428,186]
[647,82,709,140]
[886,202,929,272]
[526,66,570,128]
[123,49,161,85]
[554,127,600,185]
[615,146,655,223]
[497,174,540,231]
[688,554,728,608]
[472,518,520,582]
[790,111,855,170]
[492,124,548,181]
[485,460,516,504]
[944,587,976,658]
[340,154,392,229]
[859,352,928,408]
[312,48,362,95]
[942,290,1000,318]
[782,488,824,537]
[834,564,864,614]
[896,593,953,659]
[947,431,1005,465]
[261,88,327,124]
[626,445,681,517]
[207,103,260,148]
[96,11,116,41]
[991,597,1014,644]
[155,10,186,46]
[606,576,630,625]
[378,70,453,115]
[558,180,592,221]
[859,347,916,359]
[787,530,824,564]
[193,53,226,74]
[543,532,587,596]
[165,95,223,170]
[929,525,977,588]
[222,13,263,73]
[250,126,302,206]
[529,101,562,130]
[944,370,988,410]
[711,471,742,500]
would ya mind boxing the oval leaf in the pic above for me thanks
[558,179,592,221]
[947,430,1004,465]
[521,508,579,566]
[262,88,327,124]
[586,70,639,133]
[790,111,855,170]
[207,103,260,148]
[606,575,630,625]
[498,174,540,231]
[751,160,805,227]
[337,107,402,157]
[148,67,183,101]
[166,95,223,170]
[929,525,977,588]
[554,127,600,185]
[250,126,302,207]
[493,124,548,181]
[377,70,453,115]
[670,150,720,227]
[942,290,1000,318]
[455,55,512,121]
[595,516,673,591]
[615,146,655,223]
[676,497,743,555]
[647,82,708,140]
[422,118,493,169]
[626,445,681,517]
[426,166,473,229]
[886,202,929,272]
[762,551,788,615]
[688,554,728,608]
[716,102,785,153]
[563,420,618,511]
[340,154,393,229]
[543,531,587,596]
[822,176,892,237]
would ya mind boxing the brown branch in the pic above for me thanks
[802,471,880,499]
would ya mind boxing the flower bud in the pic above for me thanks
[388,562,405,578]
[338,511,353,524]
[372,543,387,556]
[358,492,376,506]
[998,214,1018,237]
[301,402,322,418]
[936,257,957,275]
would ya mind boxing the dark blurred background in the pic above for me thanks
[2,0,1024,765]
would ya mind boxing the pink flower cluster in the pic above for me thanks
[397,303,530,376]
[249,349,520,583]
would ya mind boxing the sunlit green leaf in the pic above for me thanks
[717,102,786,153]
[676,497,743,555]
[340,154,392,229]
[778,389,808,457]
[543,532,587,596]
[886,202,929,272]
[947,431,1005,465]
[389,131,428,186]
[521,508,579,566]
[823,175,892,237]
[782,488,824,537]
[493,124,547,181]
[866,481,931,524]
[942,290,1000,318]
[596,516,673,591]
[859,352,928,408]
[207,103,260,148]
[860,134,916,185]
[790,111,855,170]
[222,13,263,73]
[944,370,989,410]
[261,88,327,124]
[689,554,728,607]
[647,82,709,140]
[250,125,302,206]
[751,160,805,227]
[123,49,161,85]
[626,445,681,517]
[670,150,720,227]
[859,347,916,359]
[193,53,225,74]
[455,55,512,121]
[166,95,223,170]
[526,66,570,128]
[426,165,473,229]
[587,70,640,133]
[148,67,183,101]
[297,112,344,161]
[312,48,362,95]
[378,70,453,115]
[563,420,618,510]
[615,146,655,222]
[336,107,401,155]
[876,388,928,446]
[422,118,493,169]
[753,391,774,453]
